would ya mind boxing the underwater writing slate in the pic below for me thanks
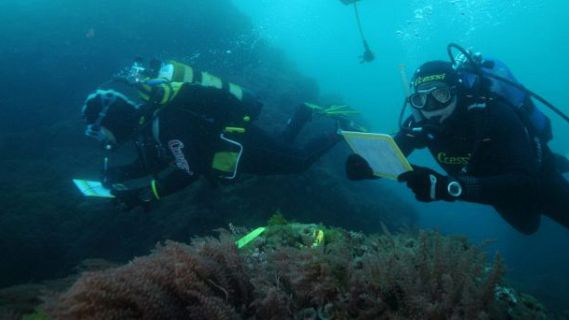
[72,179,115,198]
[341,131,413,180]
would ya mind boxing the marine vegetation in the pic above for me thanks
[39,219,548,320]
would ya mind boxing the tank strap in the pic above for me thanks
[168,60,245,101]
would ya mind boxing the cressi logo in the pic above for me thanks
[414,73,446,86]
[437,152,471,166]
[168,140,193,175]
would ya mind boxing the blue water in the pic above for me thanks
[234,0,569,311]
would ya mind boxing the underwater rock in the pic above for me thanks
[30,220,549,320]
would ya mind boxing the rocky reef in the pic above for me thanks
[0,216,545,320]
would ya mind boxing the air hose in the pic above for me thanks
[448,43,569,124]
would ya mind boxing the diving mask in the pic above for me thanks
[409,85,456,111]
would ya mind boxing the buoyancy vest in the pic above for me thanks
[136,62,263,179]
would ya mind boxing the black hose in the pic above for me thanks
[485,73,569,123]
[398,98,409,131]
[447,43,569,125]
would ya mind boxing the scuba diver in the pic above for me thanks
[346,44,569,235]
[339,0,375,63]
[82,59,360,211]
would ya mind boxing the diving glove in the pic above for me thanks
[111,187,154,212]
[397,165,462,202]
[346,154,378,180]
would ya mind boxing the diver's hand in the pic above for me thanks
[397,165,461,202]
[111,187,153,212]
[346,154,378,180]
[101,167,124,189]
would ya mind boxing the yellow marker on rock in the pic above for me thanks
[235,227,266,249]
[312,229,325,247]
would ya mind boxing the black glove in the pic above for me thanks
[346,154,379,180]
[101,167,125,189]
[397,165,462,202]
[111,187,154,212]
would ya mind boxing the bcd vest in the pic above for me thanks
[136,63,262,179]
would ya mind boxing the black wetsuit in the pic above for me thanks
[395,99,569,234]
[105,83,339,198]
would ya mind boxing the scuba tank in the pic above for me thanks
[449,43,554,142]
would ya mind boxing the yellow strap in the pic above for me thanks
[151,179,160,200]
[137,84,153,101]
[169,82,184,102]
[154,82,184,106]
[160,85,172,105]
[167,60,247,102]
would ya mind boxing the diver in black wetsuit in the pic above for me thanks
[81,62,344,211]
[346,60,569,235]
